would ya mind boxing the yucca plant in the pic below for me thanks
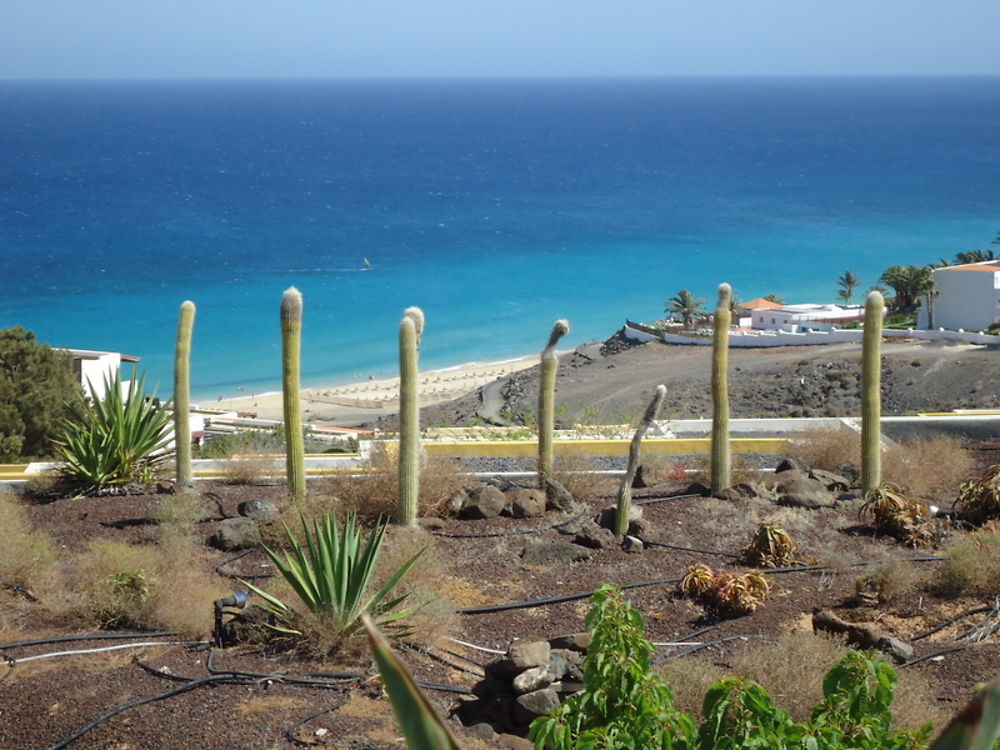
[54,371,172,494]
[243,512,424,637]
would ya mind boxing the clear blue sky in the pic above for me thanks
[2,0,999,79]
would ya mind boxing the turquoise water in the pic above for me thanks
[1,78,998,399]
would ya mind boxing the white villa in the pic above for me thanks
[917,261,1000,331]
[749,303,865,332]
[66,348,140,400]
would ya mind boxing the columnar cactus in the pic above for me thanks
[538,319,569,483]
[281,287,306,505]
[398,306,424,527]
[861,290,885,495]
[711,283,732,494]
[174,300,195,486]
[616,384,667,537]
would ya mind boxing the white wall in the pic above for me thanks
[929,267,1000,331]
[76,352,122,400]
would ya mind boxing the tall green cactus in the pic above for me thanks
[281,287,306,505]
[616,384,667,537]
[173,300,196,486]
[538,319,569,483]
[711,283,732,494]
[861,290,884,495]
[398,306,424,527]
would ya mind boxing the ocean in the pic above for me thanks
[1,77,998,399]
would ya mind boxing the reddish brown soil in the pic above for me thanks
[4,447,1000,749]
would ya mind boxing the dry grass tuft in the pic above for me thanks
[855,557,919,604]
[938,525,1000,597]
[655,655,725,717]
[785,427,860,478]
[154,492,206,538]
[220,454,281,485]
[882,436,973,501]
[325,444,466,521]
[0,491,59,595]
[62,536,227,636]
[553,452,616,504]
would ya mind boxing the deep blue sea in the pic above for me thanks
[1,77,998,399]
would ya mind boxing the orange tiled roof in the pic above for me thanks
[742,297,783,310]
[946,263,1000,272]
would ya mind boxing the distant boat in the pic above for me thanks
[362,257,372,269]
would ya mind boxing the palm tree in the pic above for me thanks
[836,270,861,304]
[879,265,931,312]
[954,249,998,264]
[665,289,705,328]
[763,292,785,306]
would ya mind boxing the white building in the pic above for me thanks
[66,349,140,400]
[750,304,865,332]
[917,261,1000,331]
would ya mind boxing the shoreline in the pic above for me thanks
[203,352,546,426]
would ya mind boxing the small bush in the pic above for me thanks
[786,427,860,478]
[0,491,58,595]
[324,443,465,521]
[938,526,1000,597]
[855,557,919,605]
[553,452,616,504]
[882,436,972,501]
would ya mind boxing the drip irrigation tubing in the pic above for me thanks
[456,556,946,615]
[636,493,703,505]
[5,641,208,666]
[643,540,741,558]
[653,634,765,665]
[286,701,349,746]
[205,650,360,688]
[0,631,181,651]
[910,607,993,641]
[215,548,256,576]
[448,637,507,655]
[45,674,248,750]
[902,645,978,668]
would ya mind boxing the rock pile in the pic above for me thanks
[461,633,592,747]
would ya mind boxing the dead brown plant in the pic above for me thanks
[882,436,973,501]
[553,452,616,504]
[220,454,281,486]
[324,443,465,521]
[785,427,860,478]
[855,557,919,604]
[938,525,1000,597]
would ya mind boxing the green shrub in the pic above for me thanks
[530,584,934,750]
[0,326,83,461]
[53,371,172,494]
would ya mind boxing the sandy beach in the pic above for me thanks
[203,354,541,426]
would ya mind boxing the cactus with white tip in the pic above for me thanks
[711,283,732,494]
[398,307,424,527]
[861,290,884,495]
[281,287,306,504]
[173,300,195,486]
[538,319,569,483]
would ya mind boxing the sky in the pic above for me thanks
[1,0,999,79]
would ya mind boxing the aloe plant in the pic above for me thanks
[398,307,424,527]
[711,283,732,493]
[173,300,195,486]
[538,319,569,482]
[242,512,423,636]
[615,384,666,536]
[281,287,306,504]
[861,290,884,495]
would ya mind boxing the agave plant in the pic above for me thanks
[679,564,771,617]
[243,512,423,637]
[742,522,797,568]
[54,371,172,494]
[861,482,932,547]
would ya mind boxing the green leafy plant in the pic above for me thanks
[54,371,172,494]
[529,582,697,749]
[741,522,797,568]
[860,483,933,548]
[242,511,424,637]
[955,465,1000,526]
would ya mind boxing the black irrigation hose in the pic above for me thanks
[902,645,976,668]
[636,493,704,505]
[0,631,181,651]
[910,607,993,642]
[416,680,474,695]
[214,548,255,575]
[286,701,349,746]
[457,556,948,615]
[46,674,247,750]
[205,650,359,688]
[643,540,741,559]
